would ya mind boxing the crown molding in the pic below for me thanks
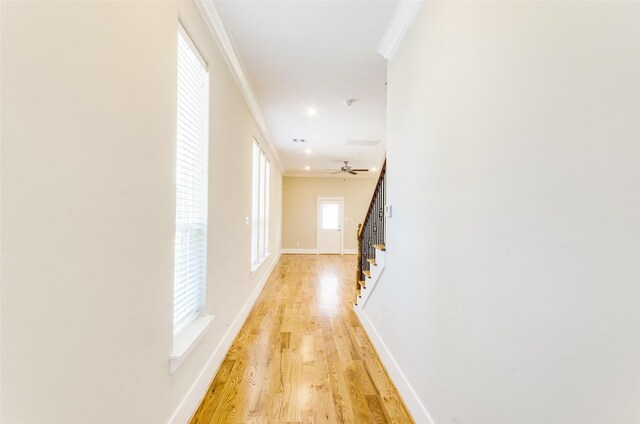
[377,1,423,60]
[194,0,284,172]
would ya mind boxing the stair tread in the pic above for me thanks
[363,270,371,278]
[367,258,377,266]
[358,280,366,288]
[373,244,386,251]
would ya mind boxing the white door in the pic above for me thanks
[317,198,343,254]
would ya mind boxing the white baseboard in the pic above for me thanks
[167,252,281,424]
[342,248,357,255]
[281,248,318,254]
[354,307,436,424]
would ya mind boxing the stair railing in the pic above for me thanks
[356,160,386,304]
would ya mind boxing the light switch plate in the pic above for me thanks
[384,204,392,218]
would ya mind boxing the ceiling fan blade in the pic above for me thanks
[349,171,358,175]
[351,168,369,172]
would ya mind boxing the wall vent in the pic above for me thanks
[346,139,380,146]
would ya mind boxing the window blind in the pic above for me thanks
[264,160,270,255]
[258,150,266,258]
[174,29,209,335]
[251,141,260,264]
[251,139,270,267]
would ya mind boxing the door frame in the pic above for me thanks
[316,197,344,255]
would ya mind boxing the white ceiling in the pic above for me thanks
[215,0,397,177]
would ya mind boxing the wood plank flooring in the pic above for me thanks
[190,254,414,424]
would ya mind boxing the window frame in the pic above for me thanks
[251,138,270,270]
[170,24,213,374]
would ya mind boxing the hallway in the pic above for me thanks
[190,255,413,423]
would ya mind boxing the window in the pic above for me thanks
[173,28,209,335]
[251,139,270,268]
[321,203,340,229]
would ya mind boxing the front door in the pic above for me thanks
[317,198,343,254]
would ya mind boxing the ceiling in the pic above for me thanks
[215,0,397,177]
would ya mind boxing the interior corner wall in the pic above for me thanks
[282,176,376,251]
[0,1,282,423]
[362,2,640,424]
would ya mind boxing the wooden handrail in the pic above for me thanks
[357,159,386,239]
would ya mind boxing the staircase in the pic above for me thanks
[355,160,386,307]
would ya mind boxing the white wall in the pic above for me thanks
[0,1,3,417]
[0,2,281,423]
[362,2,640,423]
[282,176,376,251]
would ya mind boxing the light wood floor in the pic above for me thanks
[190,254,414,424]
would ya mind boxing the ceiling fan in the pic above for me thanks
[329,161,369,175]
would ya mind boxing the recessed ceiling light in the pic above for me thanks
[371,167,377,172]
[307,108,318,116]
[305,148,312,154]
[304,165,311,171]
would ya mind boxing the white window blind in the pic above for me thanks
[251,141,260,264]
[264,159,270,255]
[174,28,209,335]
[251,139,270,267]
